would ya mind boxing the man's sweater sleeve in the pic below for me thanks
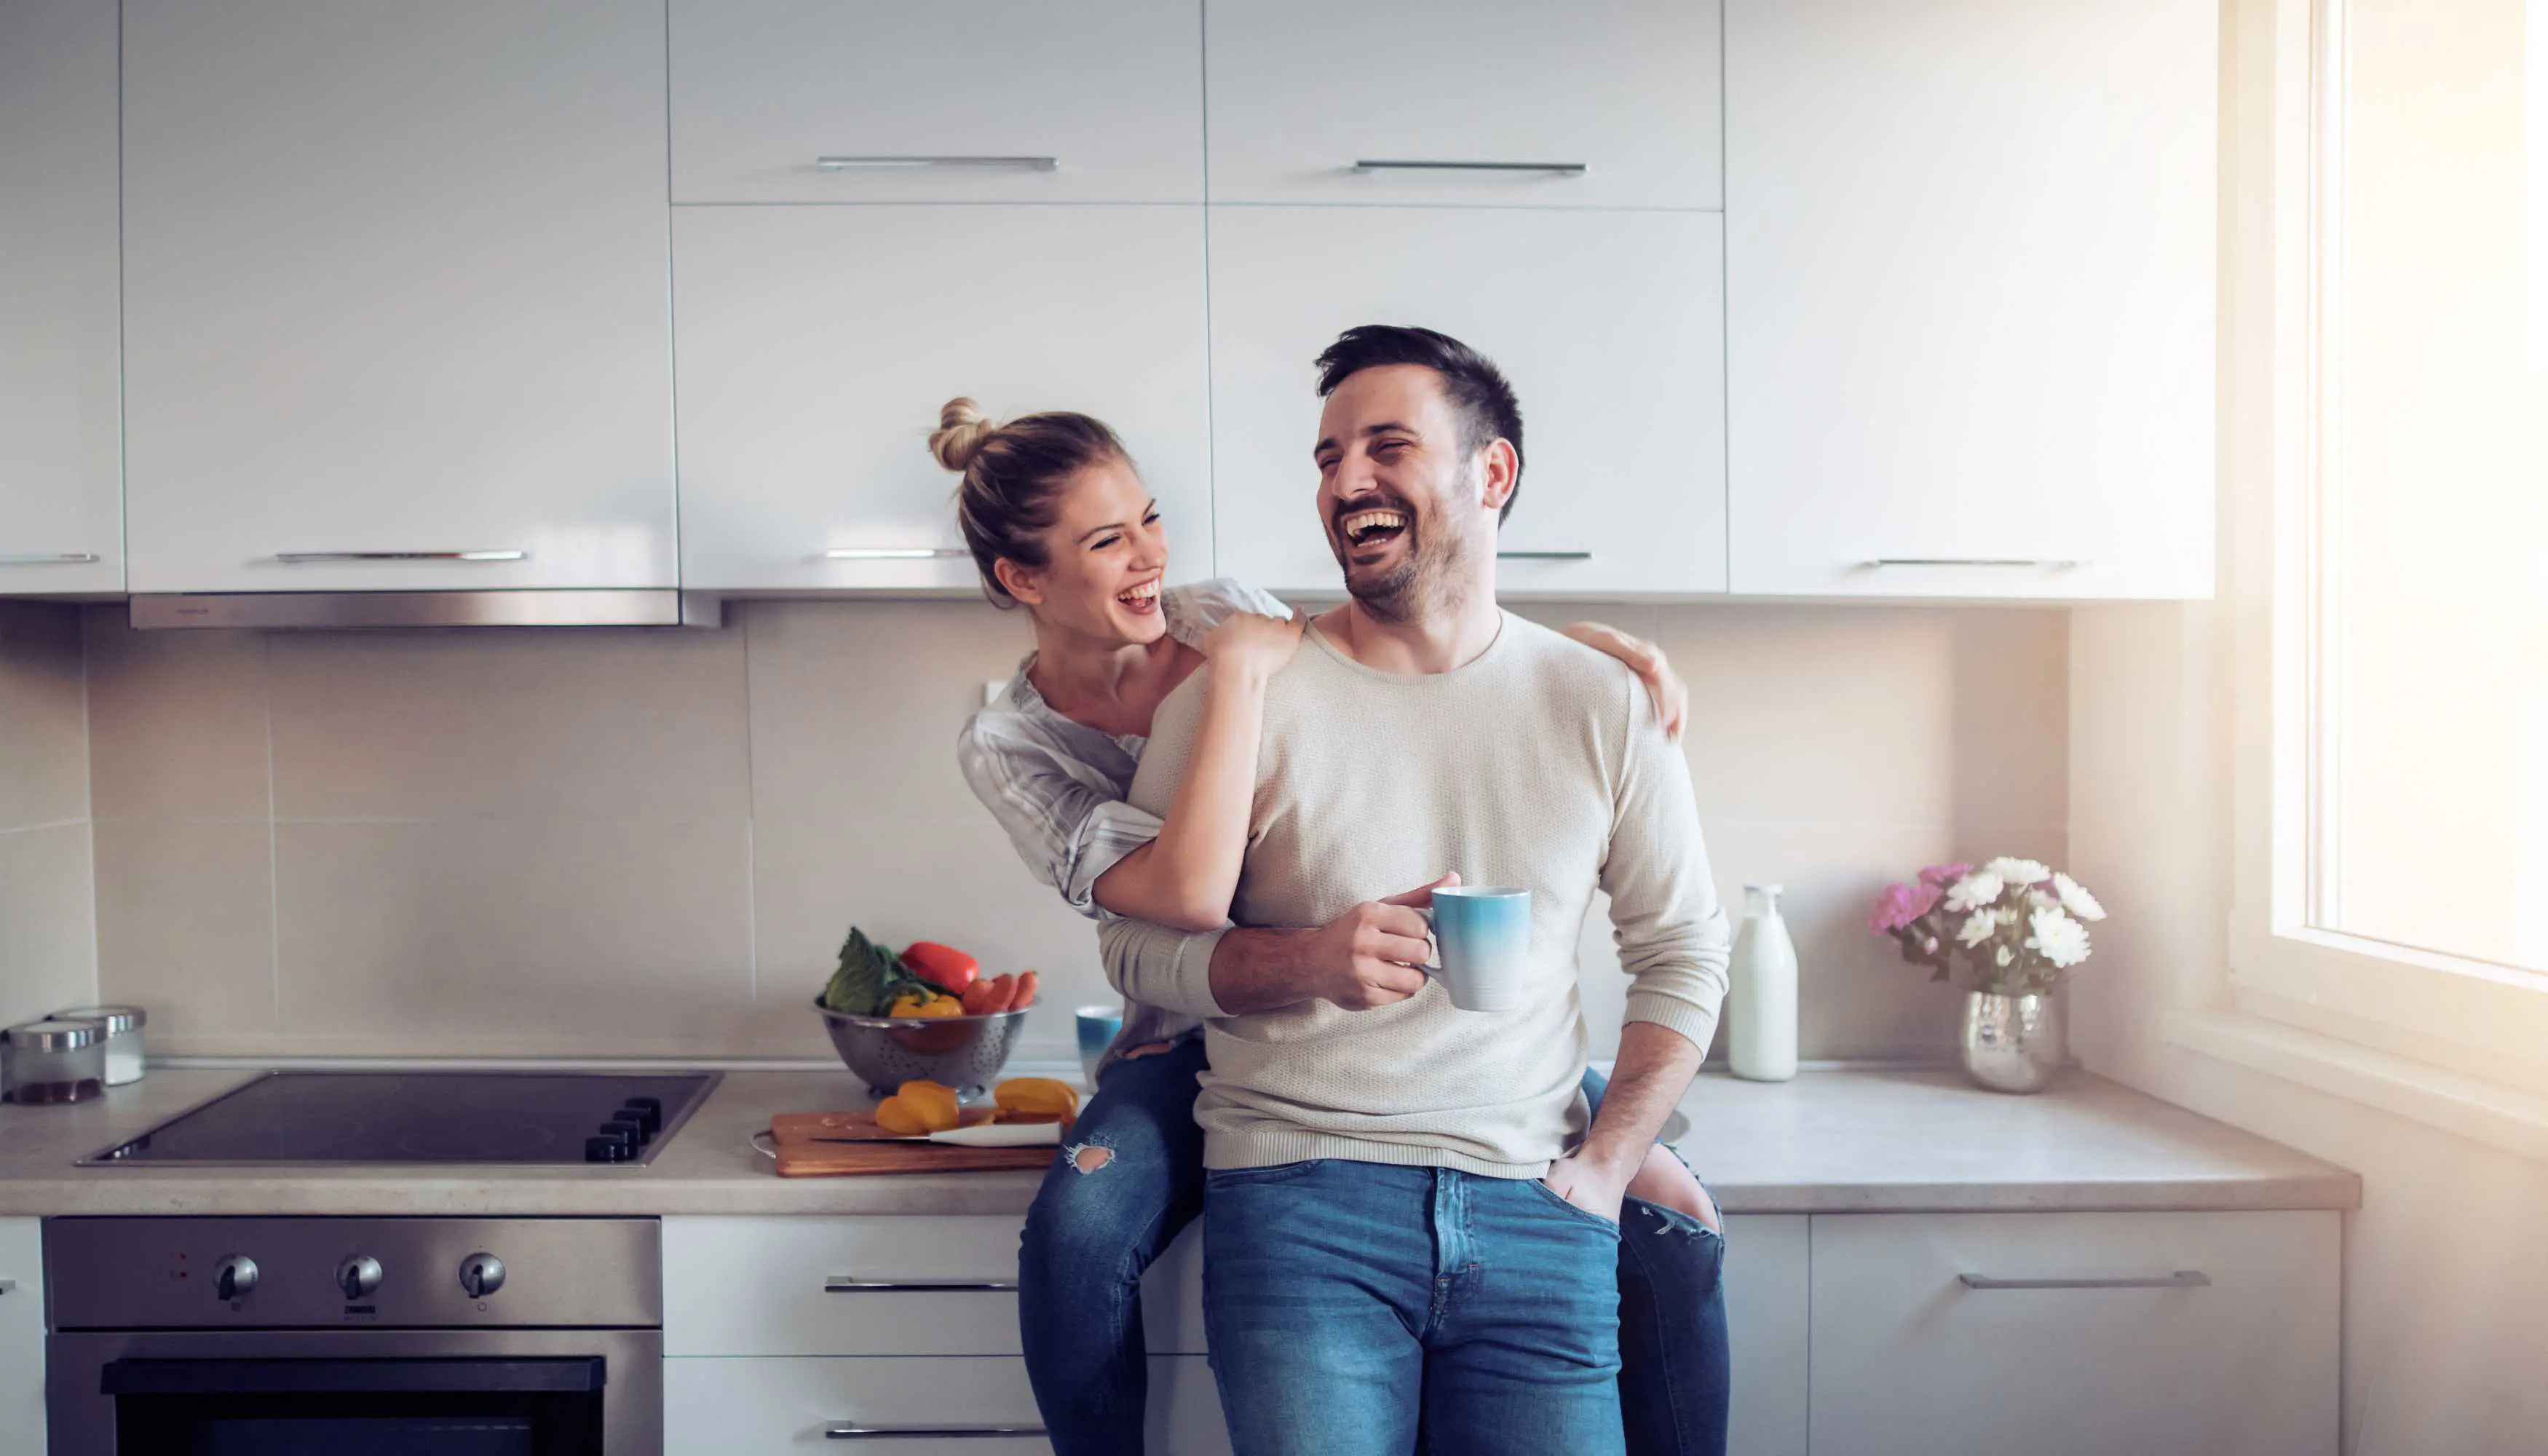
[1602,673,1733,1052]
[1093,676,1230,1018]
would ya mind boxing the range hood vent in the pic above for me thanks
[129,590,721,630]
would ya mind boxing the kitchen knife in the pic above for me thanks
[812,1120,1064,1148]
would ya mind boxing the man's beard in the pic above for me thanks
[1335,486,1479,625]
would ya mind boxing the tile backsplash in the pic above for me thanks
[0,601,98,1027]
[66,598,2067,1064]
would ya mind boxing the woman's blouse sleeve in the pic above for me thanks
[957,713,1162,919]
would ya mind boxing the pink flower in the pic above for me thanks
[1870,879,1942,934]
[1919,861,1974,889]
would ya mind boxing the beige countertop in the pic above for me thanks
[0,1065,2359,1218]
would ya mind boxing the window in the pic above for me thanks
[2303,0,2548,975]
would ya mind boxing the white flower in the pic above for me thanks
[1994,945,2014,968]
[1985,857,2053,887]
[2052,871,2106,922]
[1956,909,2001,946]
[1944,872,2004,913]
[2027,906,2092,968]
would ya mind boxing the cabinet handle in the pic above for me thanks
[815,155,1058,172]
[823,547,970,561]
[0,553,101,565]
[1498,550,1594,561]
[1958,1270,2211,1291]
[274,550,527,563]
[824,1425,1048,1441]
[1860,558,2084,569]
[824,1276,1020,1293]
[1353,159,1588,175]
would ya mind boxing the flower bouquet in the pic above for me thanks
[1872,858,2105,1092]
[1870,858,2105,996]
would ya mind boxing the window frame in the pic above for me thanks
[2225,0,2548,1091]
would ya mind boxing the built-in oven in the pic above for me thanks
[44,1216,661,1456]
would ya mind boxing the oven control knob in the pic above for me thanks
[336,1255,384,1301]
[458,1253,505,1299]
[213,1254,258,1301]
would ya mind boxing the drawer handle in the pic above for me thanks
[824,1276,1020,1293]
[274,550,527,563]
[825,1425,1048,1441]
[1352,159,1588,176]
[0,1278,16,1294]
[1958,1270,2212,1291]
[1860,558,2084,569]
[0,553,101,565]
[823,547,970,561]
[1497,550,1594,561]
[815,155,1059,172]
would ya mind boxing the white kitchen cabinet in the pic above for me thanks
[663,1354,1225,1455]
[120,0,677,594]
[1205,0,1721,210]
[1207,207,1727,597]
[662,1217,1219,1454]
[662,1216,1206,1358]
[0,1219,43,1456]
[1721,1216,1808,1456]
[670,0,1202,205]
[0,0,122,596]
[673,206,1211,593]
[666,1355,1050,1452]
[1807,1211,2340,1456]
[1724,0,2217,599]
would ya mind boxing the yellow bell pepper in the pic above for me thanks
[994,1077,1080,1122]
[872,1096,930,1136]
[894,1080,962,1132]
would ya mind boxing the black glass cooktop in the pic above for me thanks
[80,1070,719,1167]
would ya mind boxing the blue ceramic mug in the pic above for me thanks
[1075,1004,1124,1088]
[1421,886,1532,1011]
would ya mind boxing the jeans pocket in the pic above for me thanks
[1522,1176,1623,1235]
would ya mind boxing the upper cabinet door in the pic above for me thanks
[0,0,122,596]
[1725,0,2217,600]
[673,205,1210,593]
[122,1,676,594]
[671,0,1203,204]
[1208,207,1727,597]
[1205,0,1721,210]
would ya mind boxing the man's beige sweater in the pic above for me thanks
[1098,614,1731,1178]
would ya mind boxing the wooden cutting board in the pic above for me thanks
[767,1108,1064,1179]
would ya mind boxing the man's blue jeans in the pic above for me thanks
[1018,1040,1729,1455]
[1203,1158,1628,1455]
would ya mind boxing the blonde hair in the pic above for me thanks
[931,397,1129,609]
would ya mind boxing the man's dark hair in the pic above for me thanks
[1313,325,1525,522]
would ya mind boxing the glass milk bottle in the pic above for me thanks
[1728,883,1800,1082]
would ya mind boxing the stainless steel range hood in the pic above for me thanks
[129,590,722,630]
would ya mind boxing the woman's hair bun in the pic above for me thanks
[930,397,1000,473]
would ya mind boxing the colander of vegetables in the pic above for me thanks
[814,929,1041,1101]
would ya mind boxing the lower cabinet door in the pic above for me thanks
[0,1219,40,1456]
[663,1354,1223,1455]
[1807,1211,2339,1456]
[1721,1215,1808,1456]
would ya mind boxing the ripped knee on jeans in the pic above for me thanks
[1064,1141,1115,1174]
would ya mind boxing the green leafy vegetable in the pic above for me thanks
[822,927,906,1016]
[820,926,959,1016]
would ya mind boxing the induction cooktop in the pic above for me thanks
[78,1069,720,1167]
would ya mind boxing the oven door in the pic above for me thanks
[46,1329,661,1456]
